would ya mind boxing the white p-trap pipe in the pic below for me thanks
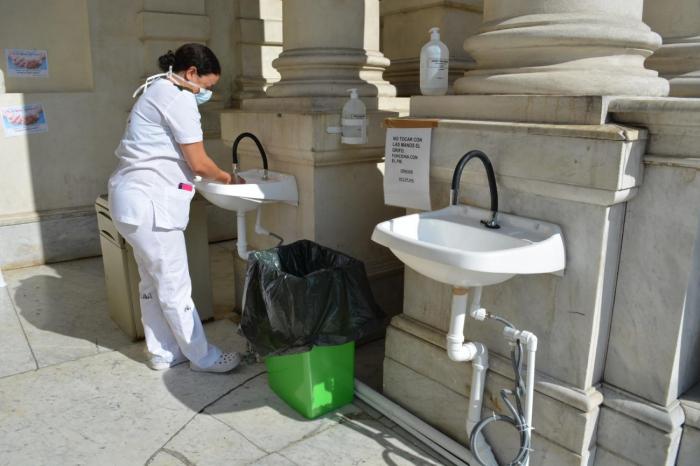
[447,287,498,466]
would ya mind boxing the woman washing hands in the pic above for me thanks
[108,44,242,373]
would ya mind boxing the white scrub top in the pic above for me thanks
[108,78,202,229]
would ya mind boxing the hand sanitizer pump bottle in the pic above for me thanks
[341,88,367,144]
[420,27,449,96]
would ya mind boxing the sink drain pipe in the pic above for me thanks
[447,287,499,466]
[235,207,284,260]
[354,287,537,465]
[467,287,537,466]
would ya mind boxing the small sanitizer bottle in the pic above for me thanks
[341,88,367,144]
[420,27,449,96]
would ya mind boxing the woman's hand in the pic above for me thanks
[181,142,233,183]
[230,174,246,184]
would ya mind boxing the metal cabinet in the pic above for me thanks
[95,194,214,340]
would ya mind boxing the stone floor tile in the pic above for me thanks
[157,414,267,465]
[0,288,36,378]
[0,344,265,465]
[206,373,361,453]
[5,258,132,367]
[277,417,443,466]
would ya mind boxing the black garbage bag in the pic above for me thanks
[240,240,385,356]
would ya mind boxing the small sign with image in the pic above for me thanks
[5,49,49,77]
[1,104,48,137]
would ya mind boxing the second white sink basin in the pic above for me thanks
[194,169,298,213]
[372,205,565,287]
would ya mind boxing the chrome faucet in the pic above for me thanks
[231,132,269,181]
[450,150,500,229]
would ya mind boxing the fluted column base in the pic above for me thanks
[646,37,700,97]
[456,12,669,96]
[266,48,396,97]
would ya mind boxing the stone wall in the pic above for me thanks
[0,0,238,269]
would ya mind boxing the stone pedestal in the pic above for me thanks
[596,385,685,466]
[380,0,482,96]
[221,101,404,313]
[266,0,396,97]
[678,384,700,466]
[644,0,700,97]
[454,0,668,96]
[232,0,282,104]
[589,98,700,464]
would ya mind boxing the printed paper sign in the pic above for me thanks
[1,104,48,137]
[5,49,49,77]
[384,127,432,210]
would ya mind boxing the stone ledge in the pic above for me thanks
[391,314,603,413]
[601,384,685,433]
[0,207,100,269]
[435,119,645,141]
[645,156,700,170]
[238,96,410,113]
[383,356,592,465]
[597,386,684,466]
[609,97,700,158]
[427,119,646,200]
[411,95,618,125]
[0,205,95,227]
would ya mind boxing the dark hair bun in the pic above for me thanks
[156,44,221,76]
[157,51,176,72]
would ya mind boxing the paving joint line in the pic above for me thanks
[3,286,39,371]
[144,370,267,466]
[207,411,273,455]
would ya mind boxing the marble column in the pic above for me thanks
[266,0,396,97]
[232,0,283,104]
[221,0,404,315]
[380,0,482,97]
[454,0,669,96]
[644,0,700,97]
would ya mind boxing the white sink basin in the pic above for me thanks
[372,205,565,287]
[194,169,298,213]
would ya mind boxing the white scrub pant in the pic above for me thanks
[114,215,221,368]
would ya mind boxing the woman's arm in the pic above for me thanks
[180,141,233,184]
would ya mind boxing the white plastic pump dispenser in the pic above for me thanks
[420,27,449,96]
[341,88,367,144]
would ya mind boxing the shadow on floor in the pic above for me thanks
[7,257,141,368]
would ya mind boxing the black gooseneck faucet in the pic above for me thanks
[451,149,500,229]
[232,132,269,180]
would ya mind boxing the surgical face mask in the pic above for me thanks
[132,66,213,104]
[194,88,212,105]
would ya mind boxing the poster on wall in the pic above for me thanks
[383,120,437,211]
[5,49,49,77]
[1,104,48,137]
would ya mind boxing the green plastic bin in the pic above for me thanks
[265,342,355,419]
